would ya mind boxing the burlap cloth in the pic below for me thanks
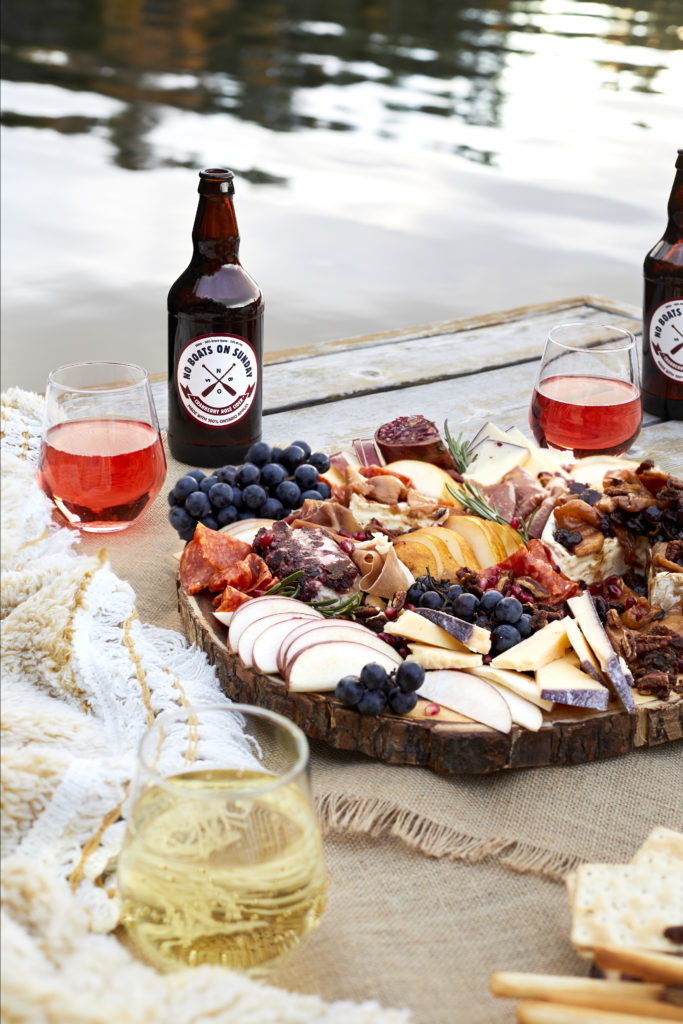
[80,438,683,1024]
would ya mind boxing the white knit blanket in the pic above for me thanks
[0,388,411,1024]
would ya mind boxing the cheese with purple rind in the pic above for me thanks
[413,607,492,654]
[536,654,610,711]
[567,592,636,713]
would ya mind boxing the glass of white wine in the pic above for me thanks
[118,704,328,975]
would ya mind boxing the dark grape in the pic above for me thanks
[300,489,324,502]
[215,465,238,485]
[292,440,312,458]
[185,490,211,518]
[261,497,286,519]
[315,481,332,499]
[275,480,302,509]
[420,590,444,609]
[230,487,243,511]
[246,441,272,466]
[360,663,390,691]
[294,463,320,490]
[260,462,287,490]
[186,469,205,482]
[237,510,256,520]
[208,482,233,508]
[280,444,307,471]
[335,676,364,706]
[169,506,194,532]
[494,597,523,624]
[199,475,218,494]
[517,613,532,638]
[387,688,418,715]
[167,490,178,506]
[446,584,463,602]
[406,584,425,604]
[309,451,331,473]
[199,515,219,531]
[357,689,387,715]
[236,462,260,487]
[216,505,238,526]
[270,446,284,462]
[173,475,200,501]
[242,484,268,511]
[492,623,521,653]
[395,660,425,693]
[178,527,196,542]
[452,592,480,621]
[480,589,503,612]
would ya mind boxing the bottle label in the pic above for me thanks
[176,334,259,428]
[649,299,683,383]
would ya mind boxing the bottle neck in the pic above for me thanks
[666,152,683,234]
[192,193,240,263]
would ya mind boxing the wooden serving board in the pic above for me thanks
[178,583,683,775]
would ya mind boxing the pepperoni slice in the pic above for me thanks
[179,523,252,595]
[213,586,253,613]
[208,553,275,593]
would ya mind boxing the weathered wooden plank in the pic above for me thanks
[150,298,641,427]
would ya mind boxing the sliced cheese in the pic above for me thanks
[471,665,553,711]
[567,592,635,712]
[466,438,529,487]
[406,644,483,670]
[384,609,471,652]
[565,616,605,683]
[490,617,570,671]
[536,653,610,711]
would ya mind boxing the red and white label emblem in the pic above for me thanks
[649,299,683,384]
[176,334,258,428]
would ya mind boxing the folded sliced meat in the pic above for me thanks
[480,481,516,522]
[286,498,363,536]
[505,467,548,520]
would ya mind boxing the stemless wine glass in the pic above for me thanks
[529,322,642,458]
[37,361,166,532]
[117,704,328,975]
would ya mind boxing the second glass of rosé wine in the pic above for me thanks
[529,322,642,458]
[38,361,166,532]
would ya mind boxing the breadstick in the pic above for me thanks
[516,999,678,1023]
[490,972,665,1002]
[594,948,683,986]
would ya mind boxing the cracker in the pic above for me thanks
[570,862,683,955]
[630,827,683,871]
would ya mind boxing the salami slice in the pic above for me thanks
[179,524,253,596]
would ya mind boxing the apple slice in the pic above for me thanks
[282,621,401,676]
[535,654,610,711]
[277,617,378,675]
[238,612,318,669]
[485,681,544,732]
[417,670,513,733]
[567,592,635,712]
[413,607,492,654]
[405,644,483,670]
[471,665,553,711]
[251,616,326,675]
[286,641,399,692]
[491,617,570,671]
[227,596,322,652]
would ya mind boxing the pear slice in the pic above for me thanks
[567,592,635,712]
[444,515,507,568]
[417,670,513,734]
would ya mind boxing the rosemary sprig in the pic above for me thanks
[443,419,478,474]
[310,592,364,619]
[265,570,304,597]
[446,479,539,545]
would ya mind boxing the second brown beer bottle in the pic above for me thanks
[168,168,264,466]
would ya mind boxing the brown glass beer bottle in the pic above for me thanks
[168,168,264,465]
[642,150,683,420]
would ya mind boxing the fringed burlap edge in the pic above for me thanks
[316,792,583,881]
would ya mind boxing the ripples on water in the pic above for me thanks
[1,0,681,389]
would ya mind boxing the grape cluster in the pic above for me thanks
[167,440,332,541]
[335,660,426,716]
[406,574,533,656]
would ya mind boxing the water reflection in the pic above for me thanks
[2,0,679,173]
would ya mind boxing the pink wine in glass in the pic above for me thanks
[529,374,642,457]
[38,419,166,531]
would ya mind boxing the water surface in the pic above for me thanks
[1,0,681,391]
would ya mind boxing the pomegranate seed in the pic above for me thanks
[398,646,410,658]
[510,516,520,529]
[588,582,602,596]
[384,606,398,621]
[625,597,636,609]
[424,702,440,717]
[377,632,396,646]
[259,532,274,548]
[354,532,366,541]
[338,529,352,538]
[339,538,355,555]
[607,583,622,598]
[605,575,620,587]
[483,654,493,665]
[405,602,416,611]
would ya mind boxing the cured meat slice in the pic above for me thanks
[207,553,275,593]
[179,523,252,595]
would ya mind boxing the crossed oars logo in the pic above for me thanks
[201,363,236,398]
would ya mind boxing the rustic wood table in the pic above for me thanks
[140,296,682,1024]
[152,295,682,475]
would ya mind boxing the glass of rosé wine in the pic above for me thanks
[38,361,166,532]
[529,322,642,458]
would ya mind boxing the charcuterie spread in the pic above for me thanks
[172,417,683,773]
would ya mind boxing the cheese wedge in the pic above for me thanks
[536,653,610,711]
[490,617,570,671]
[565,616,605,683]
[384,609,472,652]
[567,592,635,712]
[466,438,529,487]
[406,644,483,670]
[471,665,553,711]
